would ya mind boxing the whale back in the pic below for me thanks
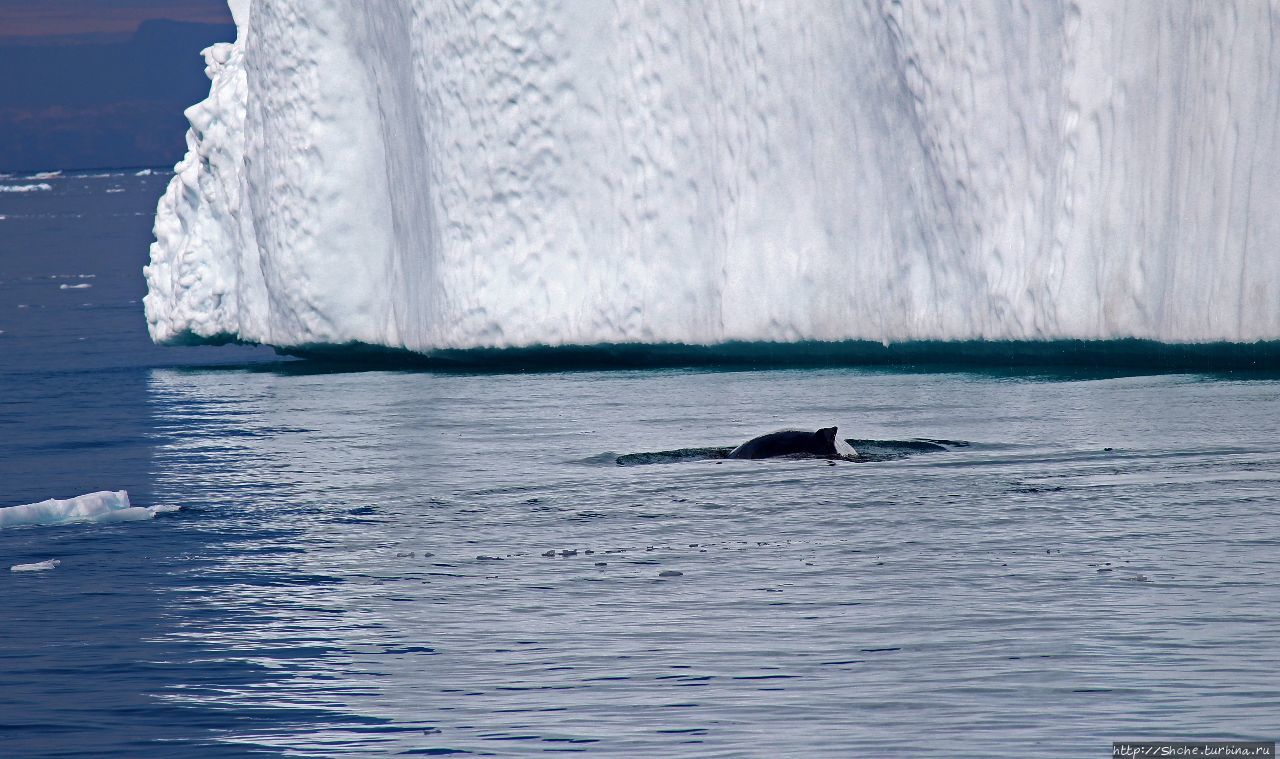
[728,427,854,459]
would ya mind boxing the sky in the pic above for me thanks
[0,1,234,170]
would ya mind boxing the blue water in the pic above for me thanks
[2,173,1279,758]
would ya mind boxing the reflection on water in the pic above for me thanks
[137,367,1280,756]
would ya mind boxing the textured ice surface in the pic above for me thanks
[0,490,165,529]
[146,1,1280,351]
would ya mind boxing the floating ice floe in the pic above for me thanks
[11,559,61,573]
[134,169,153,176]
[25,171,61,180]
[0,490,178,529]
[0,183,51,193]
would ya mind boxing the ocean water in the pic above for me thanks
[2,173,1279,758]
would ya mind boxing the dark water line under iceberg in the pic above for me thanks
[275,339,1280,374]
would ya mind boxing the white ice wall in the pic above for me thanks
[145,1,1280,350]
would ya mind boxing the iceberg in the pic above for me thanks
[11,559,61,573]
[0,491,170,529]
[145,1,1280,354]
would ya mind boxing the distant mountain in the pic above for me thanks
[0,19,235,171]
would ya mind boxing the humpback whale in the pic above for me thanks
[728,427,858,460]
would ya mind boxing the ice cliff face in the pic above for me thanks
[145,1,1280,351]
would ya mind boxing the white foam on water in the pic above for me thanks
[0,184,52,193]
[834,435,858,459]
[146,2,1280,352]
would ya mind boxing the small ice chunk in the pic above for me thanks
[59,283,92,290]
[0,490,162,529]
[11,559,61,572]
[0,183,51,193]
[134,169,153,176]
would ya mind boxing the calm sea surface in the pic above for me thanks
[1,173,1278,757]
